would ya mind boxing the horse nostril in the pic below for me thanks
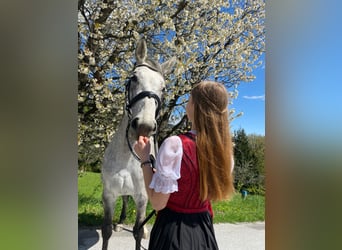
[131,118,139,130]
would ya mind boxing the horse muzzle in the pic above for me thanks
[131,117,157,138]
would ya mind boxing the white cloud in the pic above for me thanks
[243,95,265,101]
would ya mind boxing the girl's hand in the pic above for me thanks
[134,136,151,162]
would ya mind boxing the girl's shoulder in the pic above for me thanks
[160,135,182,153]
[178,131,196,142]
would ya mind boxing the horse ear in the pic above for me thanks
[161,57,177,75]
[135,38,147,63]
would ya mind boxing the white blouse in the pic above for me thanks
[149,136,183,194]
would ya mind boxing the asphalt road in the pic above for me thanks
[79,221,265,250]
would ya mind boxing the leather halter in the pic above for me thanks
[124,63,163,161]
[125,64,162,119]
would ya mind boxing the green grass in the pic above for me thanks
[212,193,265,223]
[78,172,264,226]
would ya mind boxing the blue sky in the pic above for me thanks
[230,58,265,135]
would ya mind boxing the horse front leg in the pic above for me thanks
[114,195,129,232]
[119,195,129,224]
[133,194,148,250]
[101,189,116,250]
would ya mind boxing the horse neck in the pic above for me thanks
[119,111,129,128]
[118,111,137,144]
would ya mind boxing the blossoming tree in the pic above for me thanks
[78,0,265,168]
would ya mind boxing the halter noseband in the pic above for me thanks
[126,91,161,118]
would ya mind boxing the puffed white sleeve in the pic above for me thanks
[149,136,183,194]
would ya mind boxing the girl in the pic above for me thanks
[134,81,234,250]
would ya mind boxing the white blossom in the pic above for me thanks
[78,0,265,166]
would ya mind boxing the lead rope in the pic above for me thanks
[125,122,158,249]
[138,154,157,250]
[138,137,158,249]
[125,122,141,161]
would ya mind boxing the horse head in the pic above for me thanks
[125,39,176,139]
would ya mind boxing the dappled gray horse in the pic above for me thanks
[101,39,176,250]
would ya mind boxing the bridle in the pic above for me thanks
[124,63,163,161]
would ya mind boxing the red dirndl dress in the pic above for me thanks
[148,133,219,250]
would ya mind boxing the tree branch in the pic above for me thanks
[95,0,115,24]
[171,1,188,19]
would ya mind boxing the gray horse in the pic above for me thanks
[101,38,176,250]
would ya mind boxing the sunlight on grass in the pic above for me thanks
[78,172,264,226]
[212,193,265,223]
